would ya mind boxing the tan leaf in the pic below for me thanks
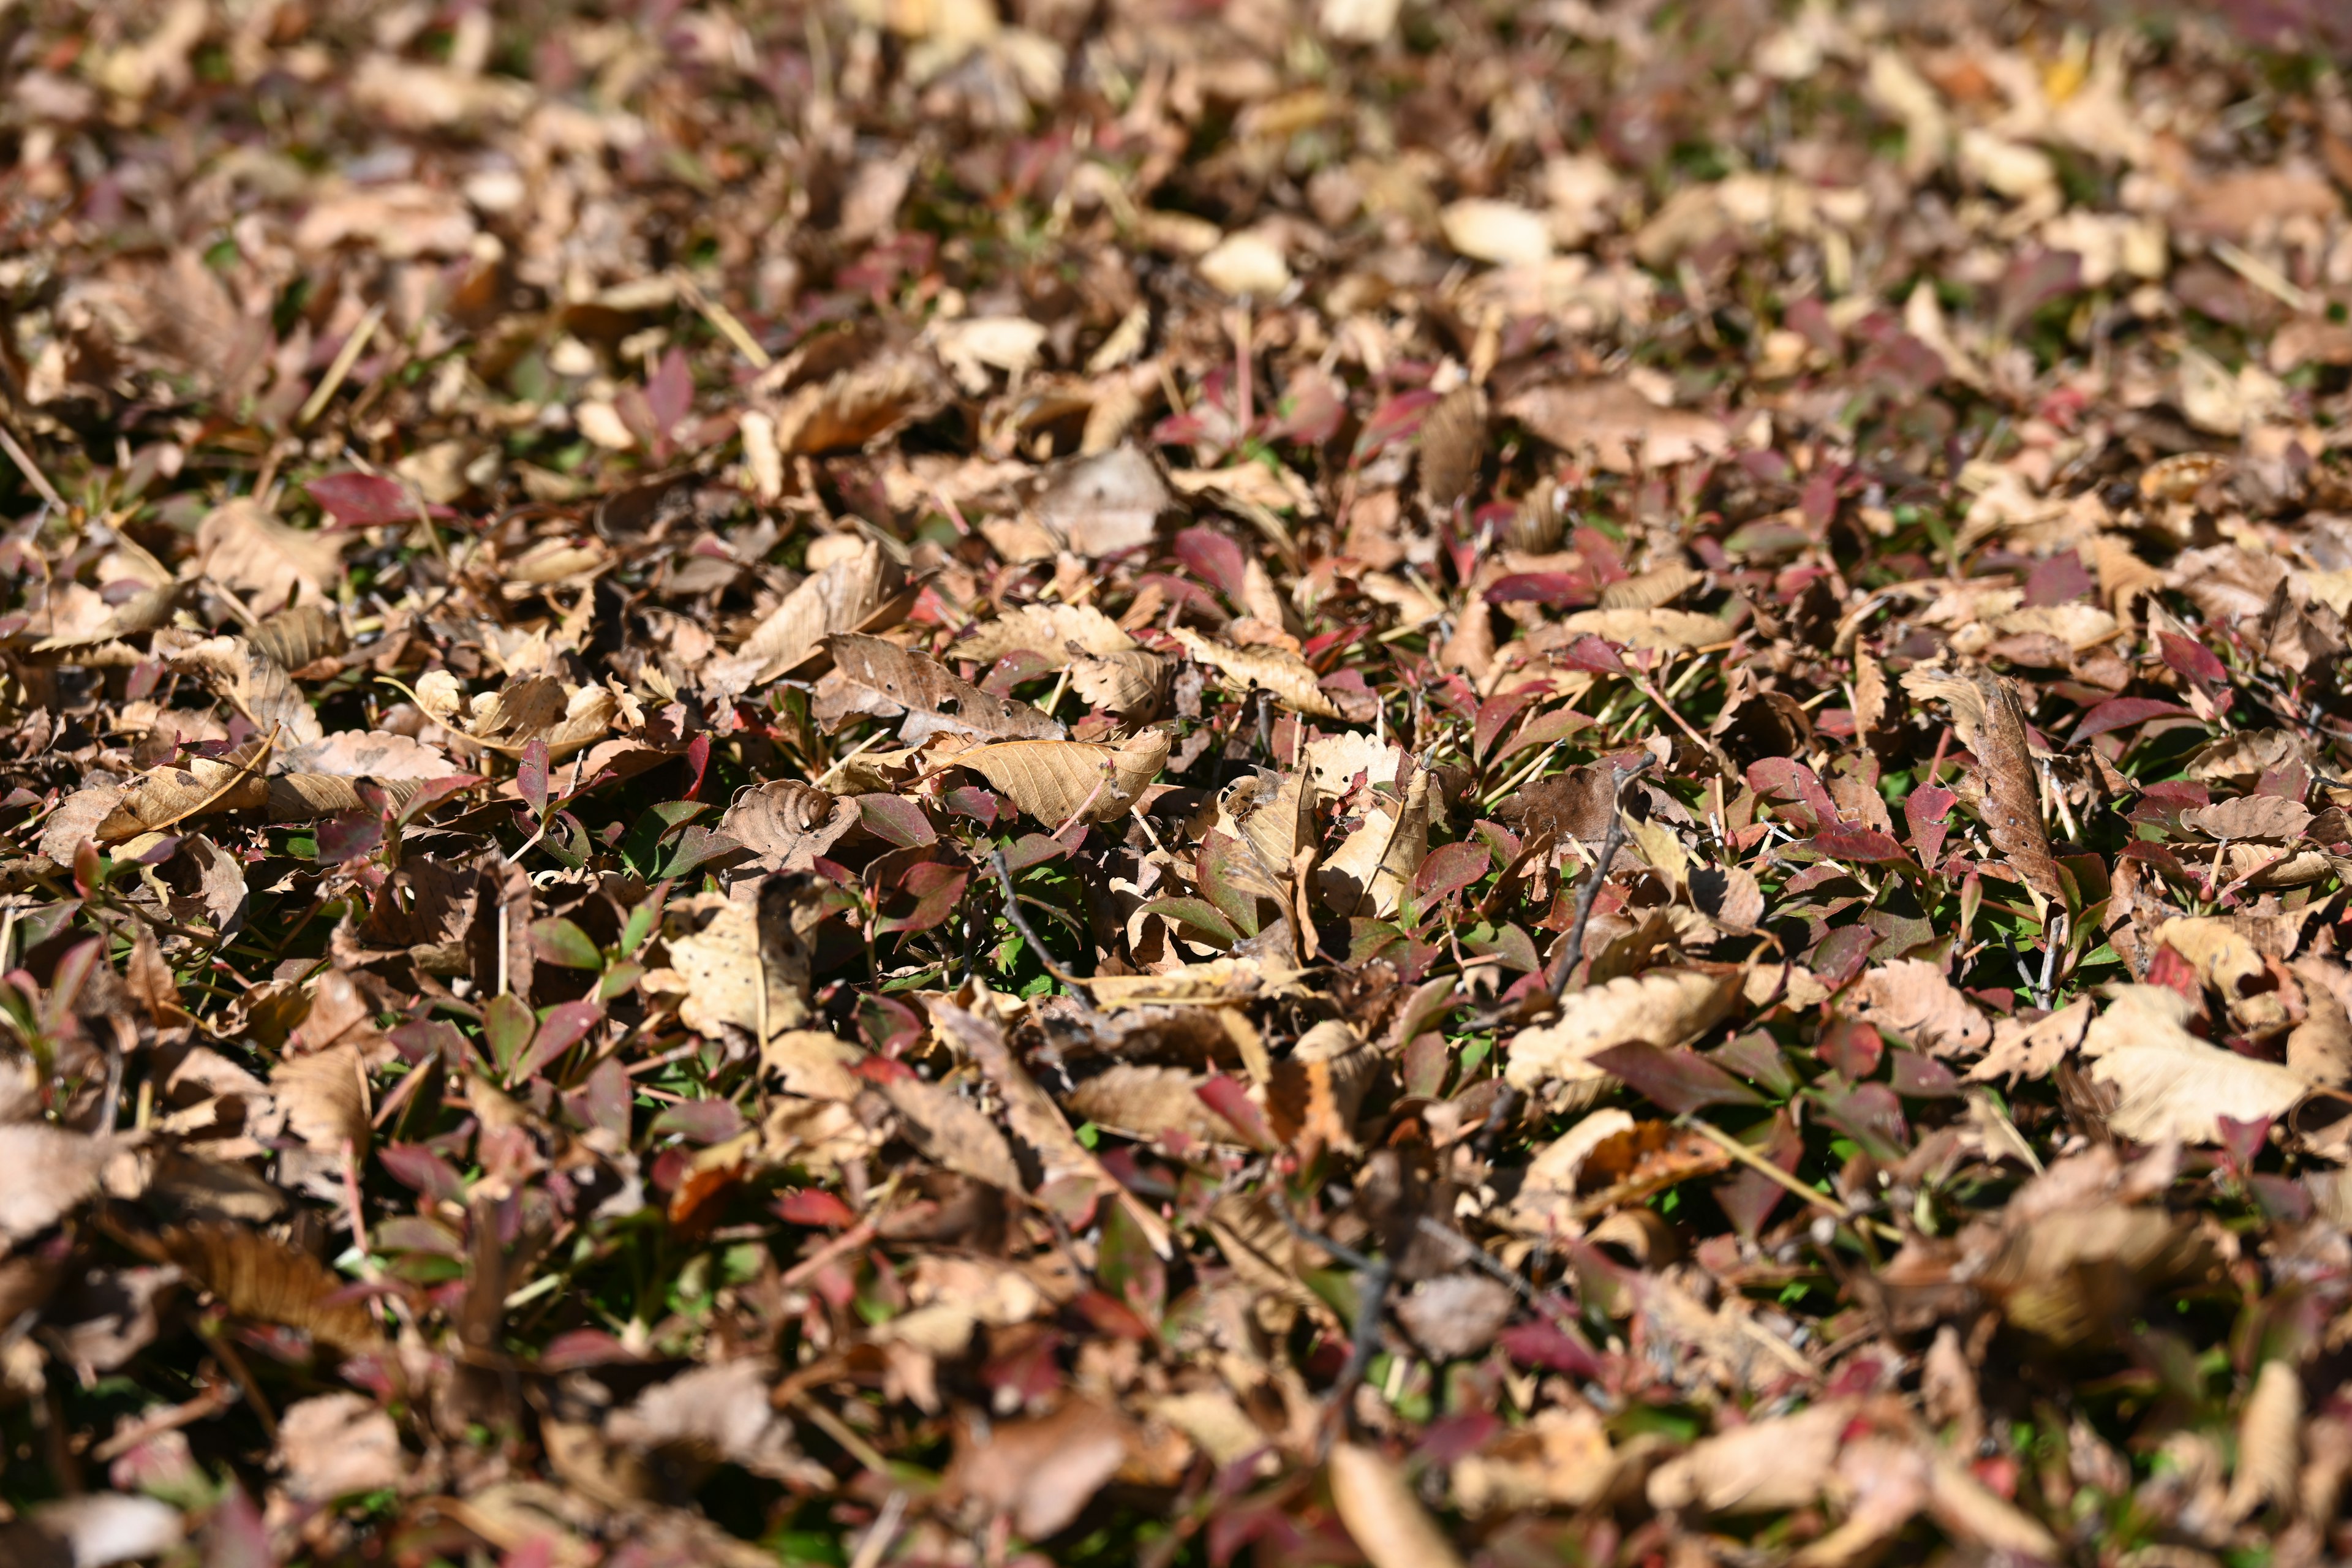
[1417,382,1488,511]
[2288,957,2352,1087]
[2179,796,2312,842]
[1168,626,1344,720]
[195,497,345,612]
[657,896,810,1039]
[1647,1401,1850,1515]
[1453,1407,1616,1515]
[37,785,127,866]
[722,782,856,873]
[1068,649,1169,716]
[1395,1272,1516,1360]
[288,729,458,780]
[2081,986,2309,1144]
[956,603,1136,666]
[94,744,274,842]
[771,353,947,454]
[1905,667,2062,905]
[276,1393,406,1502]
[736,540,909,684]
[1329,1442,1468,1568]
[1265,1019,1376,1151]
[1065,1065,1231,1145]
[958,728,1169,826]
[606,1358,812,1482]
[271,1044,369,1158]
[1600,564,1703,610]
[0,1125,115,1243]
[2225,1359,2302,1519]
[1559,606,1727,652]
[1850,960,1990,1057]
[1439,199,1552,266]
[948,1399,1133,1541]
[937,1001,1172,1256]
[1148,1390,1271,1469]
[877,1076,1022,1191]
[167,635,322,747]
[1031,445,1175,558]
[1506,968,1741,1095]
[158,1224,383,1353]
[1197,230,1291,297]
[247,603,347,673]
[1314,764,1429,918]
[1969,996,2093,1083]
[813,632,1063,742]
[1503,379,1728,473]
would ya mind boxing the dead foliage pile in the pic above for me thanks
[7,0,2352,1564]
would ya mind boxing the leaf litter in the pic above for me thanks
[6,1,2352,1564]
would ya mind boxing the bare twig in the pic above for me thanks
[989,846,1093,998]
[1548,755,1653,1001]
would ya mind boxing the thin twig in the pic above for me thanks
[1548,755,1653,1001]
[988,847,1093,998]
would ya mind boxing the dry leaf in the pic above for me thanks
[722,782,856,872]
[813,632,1065,742]
[1504,380,1729,472]
[2081,986,2309,1144]
[949,1399,1133,1540]
[1329,1442,1468,1568]
[1506,970,1740,1097]
[1168,627,1346,720]
[1850,960,1990,1057]
[276,1393,406,1501]
[736,540,908,684]
[158,1224,383,1353]
[196,498,345,612]
[959,728,1170,826]
[957,603,1136,666]
[1559,607,1727,652]
[2224,1359,2301,1519]
[1417,383,1488,512]
[1904,667,2062,905]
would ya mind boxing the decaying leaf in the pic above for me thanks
[1507,970,1741,1099]
[736,540,909,684]
[1168,626,1346,720]
[2081,986,2310,1144]
[813,632,1065,742]
[1330,1442,1468,1568]
[958,728,1170,825]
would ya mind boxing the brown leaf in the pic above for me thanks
[1850,960,1990,1057]
[1599,563,1703,610]
[157,1224,383,1354]
[1417,383,1488,513]
[276,1393,406,1501]
[1065,1065,1230,1145]
[736,540,910,684]
[721,782,856,872]
[1969,997,2093,1083]
[957,603,1137,666]
[1168,626,1346,720]
[813,632,1065,742]
[958,728,1170,826]
[1505,969,1740,1099]
[1503,379,1728,473]
[1329,1442,1468,1568]
[948,1399,1133,1540]
[1905,667,2062,905]
[195,498,345,612]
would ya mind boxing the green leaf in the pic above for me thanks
[529,917,603,970]
[481,992,537,1077]
[1137,895,1240,949]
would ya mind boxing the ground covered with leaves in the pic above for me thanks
[10,0,2352,1564]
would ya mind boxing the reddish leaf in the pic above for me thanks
[1587,1043,1764,1114]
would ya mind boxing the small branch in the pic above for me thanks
[1548,755,1653,1001]
[988,847,1093,999]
